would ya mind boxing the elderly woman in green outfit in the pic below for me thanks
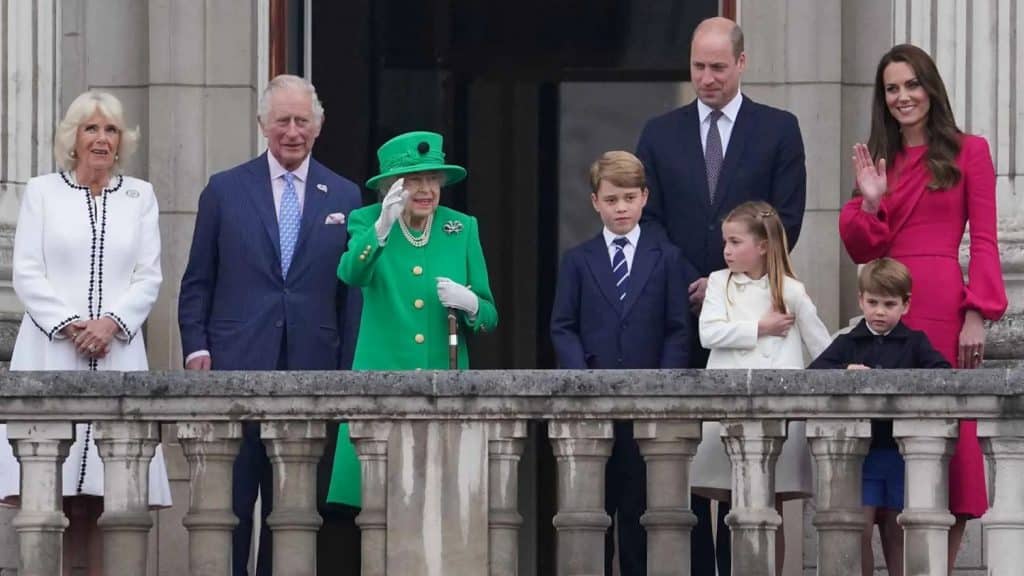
[327,131,498,507]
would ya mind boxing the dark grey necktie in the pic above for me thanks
[705,109,724,203]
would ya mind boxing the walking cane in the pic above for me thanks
[447,308,458,369]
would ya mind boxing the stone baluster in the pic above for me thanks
[177,421,242,576]
[262,421,326,576]
[977,419,1024,576]
[487,420,528,576]
[721,419,786,576]
[806,419,872,576]
[350,420,393,576]
[549,420,613,576]
[8,421,73,576]
[93,421,159,576]
[894,419,957,576]
[633,420,701,576]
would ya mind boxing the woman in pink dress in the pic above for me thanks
[841,44,1007,572]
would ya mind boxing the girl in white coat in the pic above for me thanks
[694,201,832,574]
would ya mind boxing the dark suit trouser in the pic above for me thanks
[691,495,730,576]
[232,339,286,576]
[605,422,646,576]
[688,337,730,575]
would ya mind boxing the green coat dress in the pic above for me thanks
[326,203,498,506]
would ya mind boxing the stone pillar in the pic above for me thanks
[350,420,392,576]
[141,0,263,371]
[894,419,958,576]
[0,0,62,360]
[261,421,325,576]
[487,420,528,576]
[721,419,786,576]
[177,421,242,576]
[549,420,613,576]
[633,420,701,576]
[806,419,871,576]
[93,421,159,576]
[7,421,73,576]
[977,419,1024,576]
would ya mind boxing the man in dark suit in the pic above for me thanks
[550,151,696,576]
[636,17,807,576]
[178,75,361,576]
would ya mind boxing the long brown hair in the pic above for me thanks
[723,201,795,313]
[867,44,962,190]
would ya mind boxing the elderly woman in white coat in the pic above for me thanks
[0,90,171,575]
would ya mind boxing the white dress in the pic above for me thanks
[692,269,832,500]
[0,172,171,506]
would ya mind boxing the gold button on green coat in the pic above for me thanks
[326,203,497,508]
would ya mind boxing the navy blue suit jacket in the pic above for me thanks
[550,229,696,369]
[178,153,361,370]
[636,96,807,277]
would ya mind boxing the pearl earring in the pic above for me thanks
[71,150,77,159]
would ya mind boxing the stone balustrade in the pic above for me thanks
[2,368,1024,575]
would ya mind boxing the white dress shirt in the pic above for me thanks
[697,91,744,156]
[268,151,309,217]
[602,224,641,271]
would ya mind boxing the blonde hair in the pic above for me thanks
[723,201,795,313]
[589,150,646,194]
[859,257,912,302]
[257,74,325,127]
[53,91,139,172]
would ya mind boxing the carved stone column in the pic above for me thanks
[177,421,242,576]
[722,419,786,576]
[7,421,73,576]
[350,420,392,576]
[806,419,871,576]
[894,419,957,576]
[634,420,701,576]
[977,419,1024,576]
[261,421,326,576]
[487,420,528,576]
[93,421,159,576]
[549,420,613,576]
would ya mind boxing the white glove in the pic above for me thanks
[436,277,479,316]
[375,178,408,244]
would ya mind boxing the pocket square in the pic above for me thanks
[325,212,346,225]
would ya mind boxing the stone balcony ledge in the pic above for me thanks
[0,368,1021,421]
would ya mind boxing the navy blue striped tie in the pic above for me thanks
[612,237,629,301]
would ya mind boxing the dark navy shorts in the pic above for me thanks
[862,448,904,510]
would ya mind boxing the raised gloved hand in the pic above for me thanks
[375,178,408,244]
[436,277,479,316]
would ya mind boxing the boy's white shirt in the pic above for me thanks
[601,224,641,269]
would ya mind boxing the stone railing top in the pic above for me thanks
[1,369,1023,421]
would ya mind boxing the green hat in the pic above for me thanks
[365,131,467,190]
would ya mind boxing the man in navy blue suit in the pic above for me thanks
[178,75,361,576]
[551,151,695,576]
[636,17,807,576]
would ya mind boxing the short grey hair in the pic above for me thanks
[53,91,140,172]
[257,74,325,126]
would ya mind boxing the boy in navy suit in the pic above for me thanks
[551,151,696,576]
[809,258,949,576]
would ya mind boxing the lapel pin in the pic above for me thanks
[126,189,140,198]
[316,183,328,193]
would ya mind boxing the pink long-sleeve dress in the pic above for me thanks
[840,134,1007,517]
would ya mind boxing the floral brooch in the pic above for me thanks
[443,220,463,235]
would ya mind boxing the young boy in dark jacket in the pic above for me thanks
[809,257,949,576]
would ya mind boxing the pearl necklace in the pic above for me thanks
[399,213,433,248]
